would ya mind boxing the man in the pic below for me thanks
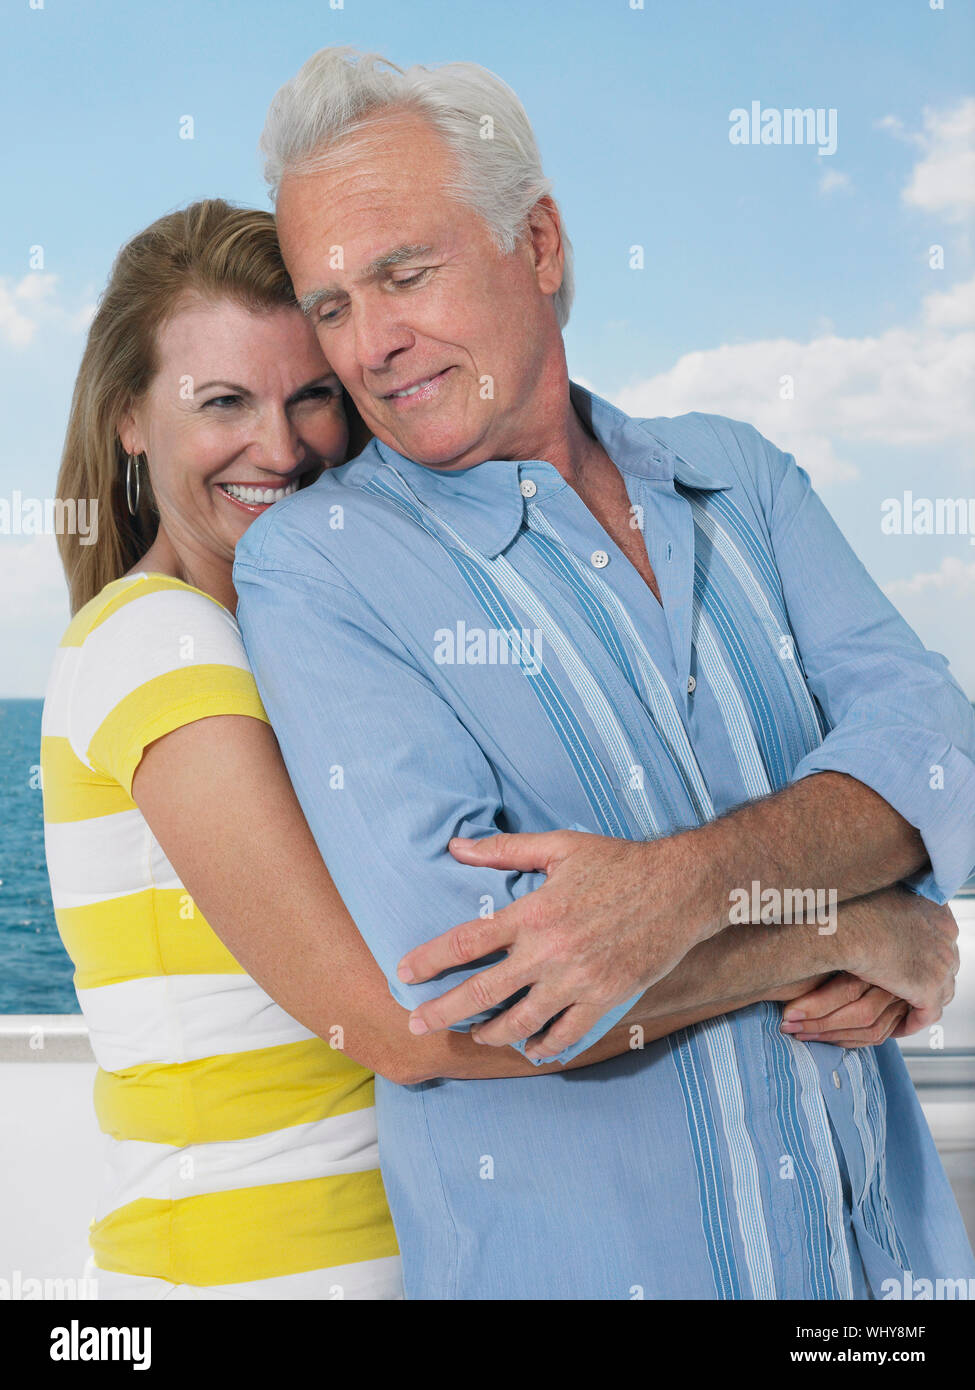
[234,46,975,1298]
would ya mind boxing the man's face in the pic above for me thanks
[275,111,564,469]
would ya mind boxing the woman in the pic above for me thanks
[41,199,866,1301]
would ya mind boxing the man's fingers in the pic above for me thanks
[522,1003,607,1060]
[397,907,516,986]
[398,837,568,986]
[405,957,532,1036]
[447,830,576,874]
[898,1003,939,1037]
[469,989,571,1051]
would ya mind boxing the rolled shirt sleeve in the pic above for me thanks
[734,420,975,902]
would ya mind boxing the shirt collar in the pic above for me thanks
[363,380,731,558]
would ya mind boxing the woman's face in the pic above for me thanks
[121,294,348,568]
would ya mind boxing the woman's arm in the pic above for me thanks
[131,714,894,1084]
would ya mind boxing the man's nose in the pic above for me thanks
[351,297,414,372]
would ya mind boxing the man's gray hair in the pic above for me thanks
[260,46,574,329]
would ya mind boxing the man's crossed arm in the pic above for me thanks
[399,780,960,1059]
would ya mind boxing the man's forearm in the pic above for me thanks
[674,770,928,947]
[625,918,834,1030]
[628,928,826,1027]
[625,882,918,1030]
[551,882,950,1066]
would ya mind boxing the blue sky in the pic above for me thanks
[2,0,973,695]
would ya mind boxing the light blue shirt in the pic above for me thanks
[234,383,975,1299]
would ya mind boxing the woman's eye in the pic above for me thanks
[203,395,240,409]
[296,386,337,403]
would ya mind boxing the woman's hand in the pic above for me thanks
[778,972,909,1048]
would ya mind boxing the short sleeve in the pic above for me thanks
[70,578,269,798]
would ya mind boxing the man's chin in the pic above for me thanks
[375,422,488,470]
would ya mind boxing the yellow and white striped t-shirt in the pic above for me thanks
[40,572,401,1299]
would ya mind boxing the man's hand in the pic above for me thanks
[397,829,708,1056]
[802,888,959,1038]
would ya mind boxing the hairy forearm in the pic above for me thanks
[668,771,927,946]
[626,878,937,1033]
[316,875,954,1082]
[626,919,839,1030]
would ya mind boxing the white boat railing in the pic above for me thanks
[0,1014,93,1061]
[1,1011,972,1286]
[1,1013,971,1078]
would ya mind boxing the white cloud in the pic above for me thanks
[0,278,46,347]
[613,274,975,486]
[571,373,599,394]
[923,272,975,328]
[13,274,58,305]
[884,556,975,697]
[68,302,97,334]
[0,534,70,624]
[819,168,852,195]
[874,114,910,139]
[886,554,975,599]
[881,97,975,223]
[0,535,71,698]
[0,274,95,350]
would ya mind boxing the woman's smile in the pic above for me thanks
[216,478,301,513]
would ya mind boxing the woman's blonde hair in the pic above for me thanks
[56,199,301,613]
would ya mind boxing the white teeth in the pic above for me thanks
[391,377,433,398]
[220,481,298,504]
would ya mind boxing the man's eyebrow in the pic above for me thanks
[299,244,435,317]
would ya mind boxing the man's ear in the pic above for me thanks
[528,196,565,300]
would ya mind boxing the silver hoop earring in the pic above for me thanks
[125,454,141,517]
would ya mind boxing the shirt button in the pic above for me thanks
[520,479,537,498]
[590,550,609,569]
[832,1070,842,1089]
[686,675,697,694]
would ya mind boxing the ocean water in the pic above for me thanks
[0,699,78,1012]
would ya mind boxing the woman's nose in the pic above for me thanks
[252,410,306,474]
